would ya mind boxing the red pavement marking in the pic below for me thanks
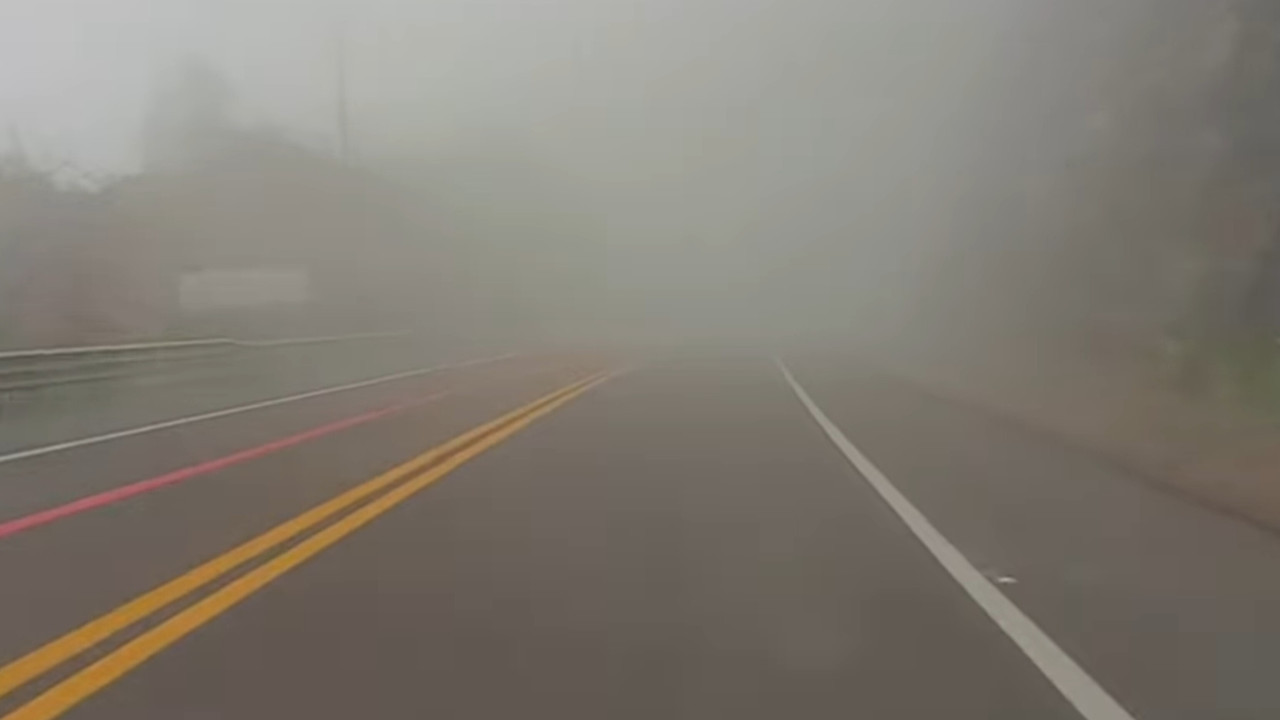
[0,390,452,541]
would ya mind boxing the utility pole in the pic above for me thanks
[5,125,29,172]
[333,25,351,164]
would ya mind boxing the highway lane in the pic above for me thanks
[0,337,512,457]
[0,352,1277,718]
[0,354,563,520]
[0,355,598,674]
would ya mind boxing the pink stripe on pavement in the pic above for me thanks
[0,390,452,541]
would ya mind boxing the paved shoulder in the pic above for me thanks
[785,355,1280,720]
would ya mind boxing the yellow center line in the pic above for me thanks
[0,370,609,715]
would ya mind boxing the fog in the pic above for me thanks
[0,0,1264,371]
[10,7,1280,712]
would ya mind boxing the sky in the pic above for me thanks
[1,0,346,171]
[0,0,1023,172]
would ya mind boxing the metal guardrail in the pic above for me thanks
[0,333,410,392]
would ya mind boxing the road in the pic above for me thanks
[1,350,1279,719]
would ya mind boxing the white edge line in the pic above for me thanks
[0,353,519,466]
[774,358,1136,720]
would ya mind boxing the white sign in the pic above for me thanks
[179,268,310,311]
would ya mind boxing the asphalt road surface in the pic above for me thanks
[1,351,1279,719]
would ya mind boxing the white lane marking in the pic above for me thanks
[776,359,1137,720]
[0,353,518,466]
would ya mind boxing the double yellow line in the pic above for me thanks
[0,371,611,720]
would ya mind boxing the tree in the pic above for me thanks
[141,57,235,173]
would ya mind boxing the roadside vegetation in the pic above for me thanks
[0,58,599,349]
